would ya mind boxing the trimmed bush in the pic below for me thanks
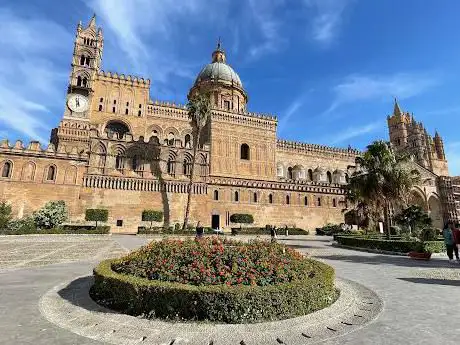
[91,238,336,323]
[0,224,110,235]
[141,210,163,229]
[33,200,68,229]
[231,227,309,235]
[230,214,254,224]
[0,201,12,230]
[85,209,109,227]
[335,236,445,253]
[316,224,342,236]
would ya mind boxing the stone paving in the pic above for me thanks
[0,234,459,345]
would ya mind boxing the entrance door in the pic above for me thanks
[211,215,220,230]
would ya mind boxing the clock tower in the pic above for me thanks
[51,15,103,152]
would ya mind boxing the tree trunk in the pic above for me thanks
[182,128,201,231]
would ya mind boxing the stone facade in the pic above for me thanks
[0,16,455,232]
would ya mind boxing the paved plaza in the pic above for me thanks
[0,234,459,344]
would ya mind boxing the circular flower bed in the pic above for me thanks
[90,237,337,323]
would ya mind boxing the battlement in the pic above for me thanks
[277,139,361,157]
[212,109,277,131]
[96,71,150,88]
[0,139,87,159]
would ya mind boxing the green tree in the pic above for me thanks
[141,210,163,229]
[345,140,420,236]
[33,200,68,229]
[85,209,109,227]
[230,214,254,227]
[182,93,212,231]
[0,200,12,230]
[394,204,432,235]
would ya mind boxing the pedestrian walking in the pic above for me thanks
[270,225,277,243]
[443,221,459,263]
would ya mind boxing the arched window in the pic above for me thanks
[332,198,337,207]
[327,171,332,183]
[304,196,308,206]
[98,104,102,111]
[168,132,175,146]
[184,134,191,148]
[77,76,82,87]
[214,190,219,201]
[268,194,273,204]
[167,158,174,175]
[104,121,130,139]
[183,159,191,176]
[82,77,88,88]
[132,156,139,171]
[80,55,85,65]
[46,166,56,181]
[152,130,159,144]
[240,143,250,160]
[286,195,290,205]
[345,173,349,183]
[253,193,258,203]
[317,197,321,207]
[287,167,293,180]
[1,161,12,178]
[115,156,123,170]
[125,108,128,115]
[234,191,239,202]
[308,169,313,181]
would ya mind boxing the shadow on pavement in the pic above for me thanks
[316,253,460,269]
[398,277,460,286]
[58,276,118,314]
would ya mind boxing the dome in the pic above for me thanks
[195,62,243,87]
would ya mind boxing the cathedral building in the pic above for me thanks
[0,16,456,232]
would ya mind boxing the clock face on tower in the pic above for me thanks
[67,94,89,113]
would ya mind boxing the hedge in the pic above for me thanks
[141,210,163,223]
[0,225,110,235]
[90,258,337,324]
[230,214,254,224]
[335,236,445,253]
[137,226,212,235]
[231,227,309,235]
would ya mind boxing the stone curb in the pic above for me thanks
[39,276,382,345]
[332,243,445,257]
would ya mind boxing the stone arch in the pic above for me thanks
[428,195,443,229]
[164,127,180,146]
[64,165,77,184]
[409,188,427,210]
[240,143,250,160]
[103,120,131,139]
[147,124,163,143]
[44,164,57,182]
[292,165,304,180]
[182,152,193,176]
[21,161,36,181]
[1,159,13,178]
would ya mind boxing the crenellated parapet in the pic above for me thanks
[0,139,87,160]
[212,109,277,131]
[277,139,361,157]
[96,70,150,89]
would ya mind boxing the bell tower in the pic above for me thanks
[64,14,103,120]
[51,15,103,153]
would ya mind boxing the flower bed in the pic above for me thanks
[91,237,336,323]
[335,236,445,253]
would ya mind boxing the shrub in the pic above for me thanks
[4,217,36,234]
[231,227,309,235]
[141,210,163,228]
[33,200,68,229]
[1,222,110,235]
[420,227,438,242]
[390,225,401,236]
[85,209,109,227]
[91,238,336,323]
[230,214,254,225]
[59,225,110,234]
[335,235,445,253]
[0,201,12,230]
[316,224,342,236]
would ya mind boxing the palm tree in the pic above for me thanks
[182,93,211,231]
[345,140,420,236]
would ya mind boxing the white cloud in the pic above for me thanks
[329,121,381,144]
[278,99,303,132]
[325,73,438,114]
[247,0,286,59]
[0,9,71,144]
[304,0,352,44]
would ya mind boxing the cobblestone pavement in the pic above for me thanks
[0,234,459,345]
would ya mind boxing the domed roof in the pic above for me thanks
[195,62,243,87]
[194,41,243,88]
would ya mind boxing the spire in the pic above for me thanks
[216,36,222,51]
[393,98,402,116]
[88,13,96,28]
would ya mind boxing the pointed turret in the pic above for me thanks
[434,131,446,160]
[88,13,96,28]
[393,98,402,116]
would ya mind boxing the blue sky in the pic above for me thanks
[1,0,460,174]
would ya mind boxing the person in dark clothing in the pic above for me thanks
[195,221,204,239]
[443,221,459,263]
[270,225,277,243]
